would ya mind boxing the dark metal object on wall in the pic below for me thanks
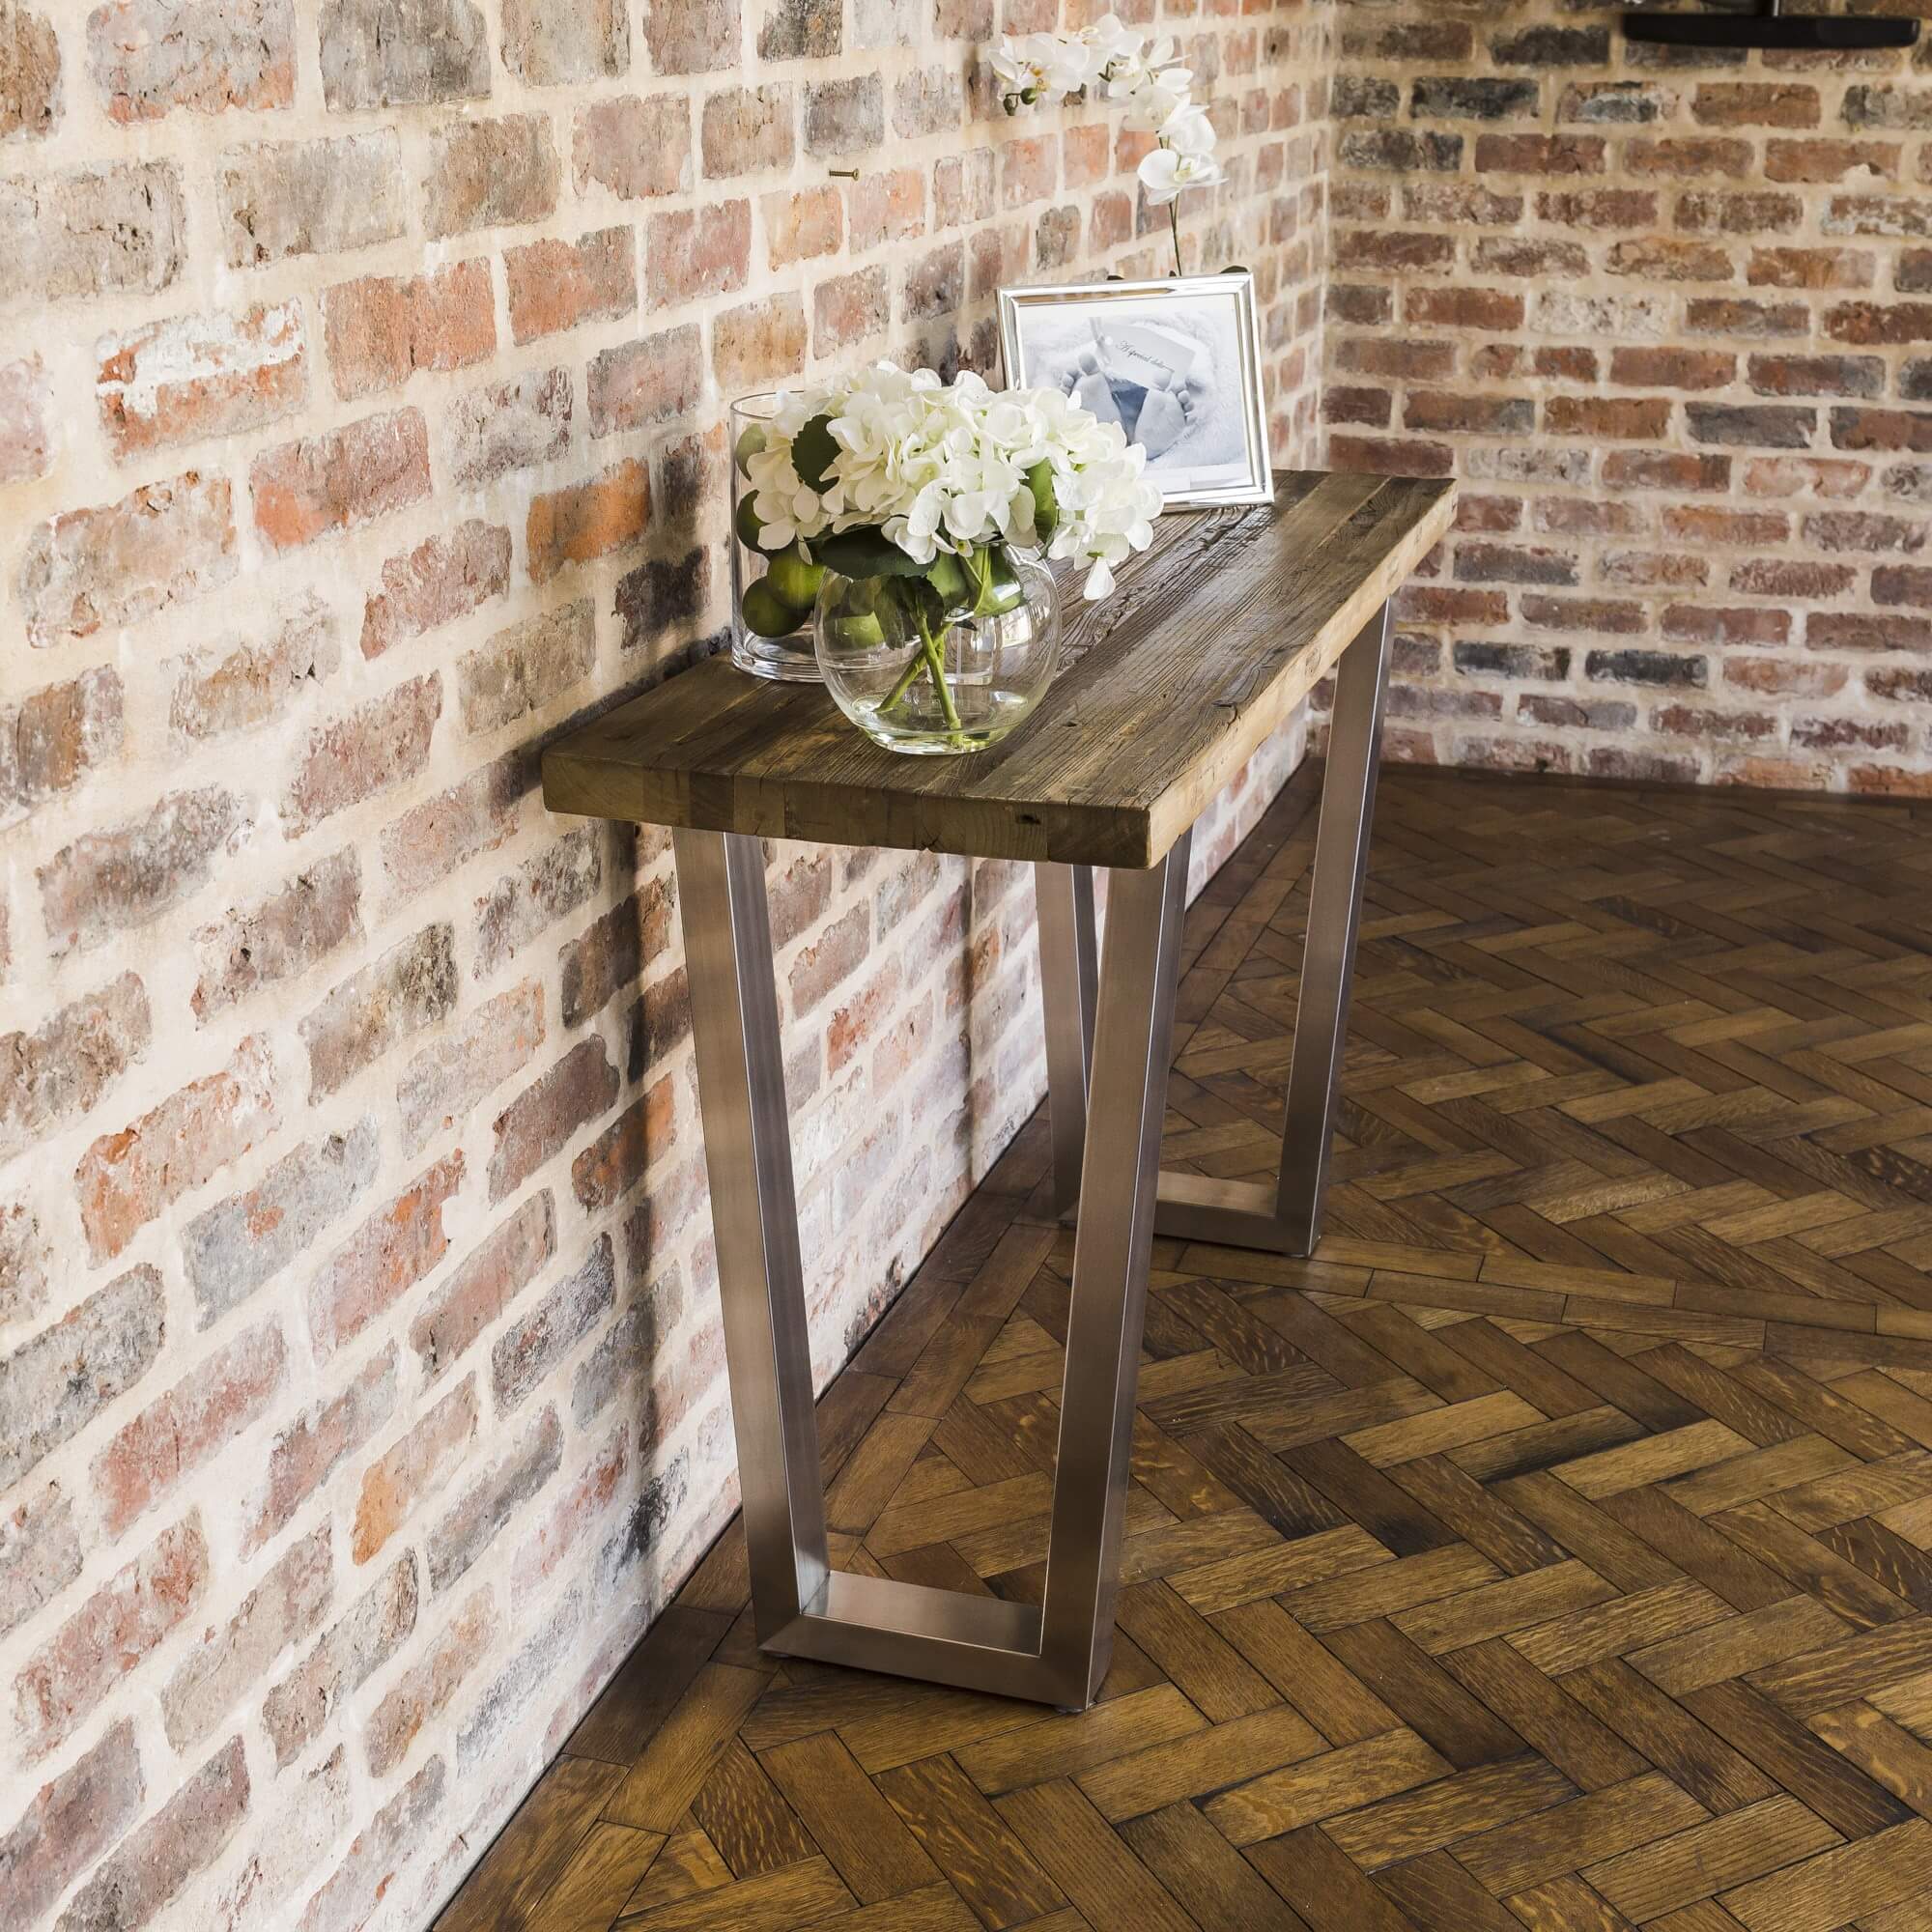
[1621,1,1919,47]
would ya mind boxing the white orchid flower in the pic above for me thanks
[1138,144,1226,206]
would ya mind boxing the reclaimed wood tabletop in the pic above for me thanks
[540,469,1456,868]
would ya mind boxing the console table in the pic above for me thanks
[542,469,1456,1710]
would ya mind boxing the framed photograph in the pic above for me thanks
[997,270,1273,510]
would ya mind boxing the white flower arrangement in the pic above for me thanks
[739,362,1161,607]
[992,13,1227,271]
[735,363,1162,742]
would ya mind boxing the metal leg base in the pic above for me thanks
[674,825,1189,1710]
[1039,602,1394,1262]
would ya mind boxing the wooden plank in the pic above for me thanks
[687,1739,816,1878]
[541,472,1457,868]
[1077,1703,1326,1823]
[616,1856,854,1931]
[872,1755,1069,1931]
[604,1664,769,1833]
[1581,1795,1843,1922]
[995,1780,1201,1932]
[436,1755,626,1932]
[1320,1754,1576,1872]
[563,1606,732,1766]
[758,1731,942,1904]
[1246,1826,1427,1932]
[1201,1727,1450,1846]
[1719,1818,1932,1932]
[1119,1802,1313,1932]
[1451,1773,1709,1898]
[526,1822,663,1932]
[953,1684,1207,1796]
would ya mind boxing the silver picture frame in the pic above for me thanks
[997,270,1274,511]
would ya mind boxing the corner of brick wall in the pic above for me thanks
[1320,0,1932,793]
[0,4,1331,1929]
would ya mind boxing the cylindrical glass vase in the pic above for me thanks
[813,543,1061,755]
[729,392,821,682]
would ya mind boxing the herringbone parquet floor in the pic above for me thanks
[440,766,1932,1932]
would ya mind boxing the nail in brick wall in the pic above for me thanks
[1325,0,1932,793]
[0,5,1329,1930]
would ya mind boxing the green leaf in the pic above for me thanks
[812,525,928,579]
[790,412,840,492]
[1027,461,1060,544]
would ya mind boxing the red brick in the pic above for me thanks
[57,1733,250,1928]
[1474,133,1604,175]
[0,354,50,483]
[282,673,441,837]
[94,1319,286,1537]
[1724,655,1837,693]
[505,227,637,343]
[380,758,526,903]
[265,1556,418,1767]
[161,1525,332,1749]
[1748,246,1874,290]
[353,1377,479,1565]
[1831,407,1932,453]
[97,299,306,458]
[20,469,236,649]
[361,521,510,658]
[251,409,432,551]
[1,666,124,827]
[1405,286,1524,331]
[714,293,808,389]
[588,326,704,437]
[0,1265,163,1492]
[0,1722,144,1928]
[1603,450,1731,492]
[490,1039,620,1203]
[7,156,187,298]
[171,593,338,744]
[322,261,495,399]
[1327,433,1455,478]
[527,460,649,582]
[15,1514,208,1761]
[1691,83,1819,129]
[1626,137,1753,179]
[364,1588,495,1777]
[1609,347,1734,390]
[0,3,59,140]
[308,1153,465,1358]
[1538,187,1656,229]
[76,1034,278,1263]
[574,94,691,200]
[934,151,995,230]
[243,1348,397,1555]
[646,199,751,307]
[1827,300,1932,346]
[1545,396,1672,440]
[514,1431,626,1599]
[1766,138,1898,184]
[645,0,737,71]
[766,184,842,265]
[424,113,559,237]
[1605,237,1733,282]
[571,1079,674,1213]
[411,1188,554,1387]
[703,84,793,176]
[816,266,890,355]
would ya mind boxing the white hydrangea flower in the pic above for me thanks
[748,363,1162,604]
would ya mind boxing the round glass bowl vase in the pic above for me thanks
[729,392,820,683]
[813,544,1061,756]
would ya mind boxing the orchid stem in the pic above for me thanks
[1168,200,1183,277]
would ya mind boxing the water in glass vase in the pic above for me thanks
[813,543,1061,755]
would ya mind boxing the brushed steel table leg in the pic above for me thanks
[1037,861,1098,1218]
[676,827,1187,1709]
[1040,828,1189,1705]
[1036,600,1393,1260]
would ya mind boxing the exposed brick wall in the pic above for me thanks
[0,4,1328,1929]
[1324,0,1932,792]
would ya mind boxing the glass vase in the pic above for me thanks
[813,543,1061,756]
[729,392,820,682]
